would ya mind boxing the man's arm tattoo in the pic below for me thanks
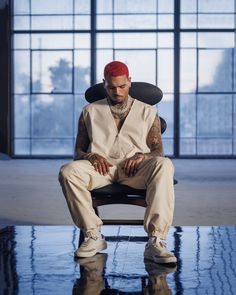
[146,115,164,157]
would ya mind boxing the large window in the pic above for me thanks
[12,0,236,157]
[180,0,236,156]
[13,0,91,155]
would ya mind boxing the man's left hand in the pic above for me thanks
[123,153,146,177]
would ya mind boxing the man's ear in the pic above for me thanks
[102,78,106,88]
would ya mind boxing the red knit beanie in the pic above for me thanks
[104,61,129,78]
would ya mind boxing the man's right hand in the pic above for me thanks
[86,153,113,175]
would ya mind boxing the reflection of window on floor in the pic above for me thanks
[12,0,236,157]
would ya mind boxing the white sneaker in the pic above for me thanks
[75,232,107,258]
[144,237,177,264]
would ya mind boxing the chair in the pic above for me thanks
[79,82,177,245]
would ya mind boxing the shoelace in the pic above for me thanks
[82,230,100,245]
[153,238,167,249]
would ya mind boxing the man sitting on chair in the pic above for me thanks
[59,61,176,264]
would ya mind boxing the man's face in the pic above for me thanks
[103,75,131,104]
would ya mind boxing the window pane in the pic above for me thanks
[158,95,174,139]
[114,15,157,29]
[114,33,157,49]
[97,34,113,48]
[180,94,197,155]
[234,96,236,155]
[198,0,234,13]
[158,33,173,48]
[181,33,196,48]
[14,139,30,155]
[74,15,91,30]
[180,49,196,93]
[198,14,234,29]
[74,50,91,93]
[158,0,174,13]
[14,95,30,137]
[13,0,30,14]
[158,14,174,29]
[74,34,90,49]
[180,139,196,155]
[158,49,174,93]
[74,0,90,14]
[115,50,156,84]
[14,50,30,93]
[31,139,74,155]
[180,94,196,138]
[32,51,72,93]
[31,0,73,14]
[181,14,197,28]
[97,15,113,29]
[13,16,30,30]
[97,0,113,13]
[74,94,88,136]
[31,34,73,49]
[31,16,73,30]
[14,34,30,49]
[234,50,236,91]
[197,94,232,138]
[114,0,156,13]
[198,49,232,92]
[197,139,232,155]
[181,0,196,13]
[198,33,235,48]
[162,138,173,155]
[96,50,113,82]
[31,95,74,138]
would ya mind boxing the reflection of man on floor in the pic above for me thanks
[73,254,176,295]
[59,61,176,264]
[144,259,176,295]
[73,254,107,295]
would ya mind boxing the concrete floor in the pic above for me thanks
[0,158,236,226]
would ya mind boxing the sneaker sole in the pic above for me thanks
[74,241,107,258]
[144,253,177,264]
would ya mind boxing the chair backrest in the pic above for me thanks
[85,82,166,133]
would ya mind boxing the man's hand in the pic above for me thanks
[87,153,113,175]
[122,153,146,177]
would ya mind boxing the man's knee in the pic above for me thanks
[58,162,75,183]
[152,156,174,173]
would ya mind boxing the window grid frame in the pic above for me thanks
[11,0,236,158]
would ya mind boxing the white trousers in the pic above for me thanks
[59,156,175,240]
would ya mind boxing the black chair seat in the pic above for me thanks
[90,180,177,209]
[91,183,147,209]
[91,183,146,197]
[91,179,178,198]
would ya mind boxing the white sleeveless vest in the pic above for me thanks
[83,97,156,164]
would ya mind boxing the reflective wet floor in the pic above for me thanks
[1,226,236,295]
